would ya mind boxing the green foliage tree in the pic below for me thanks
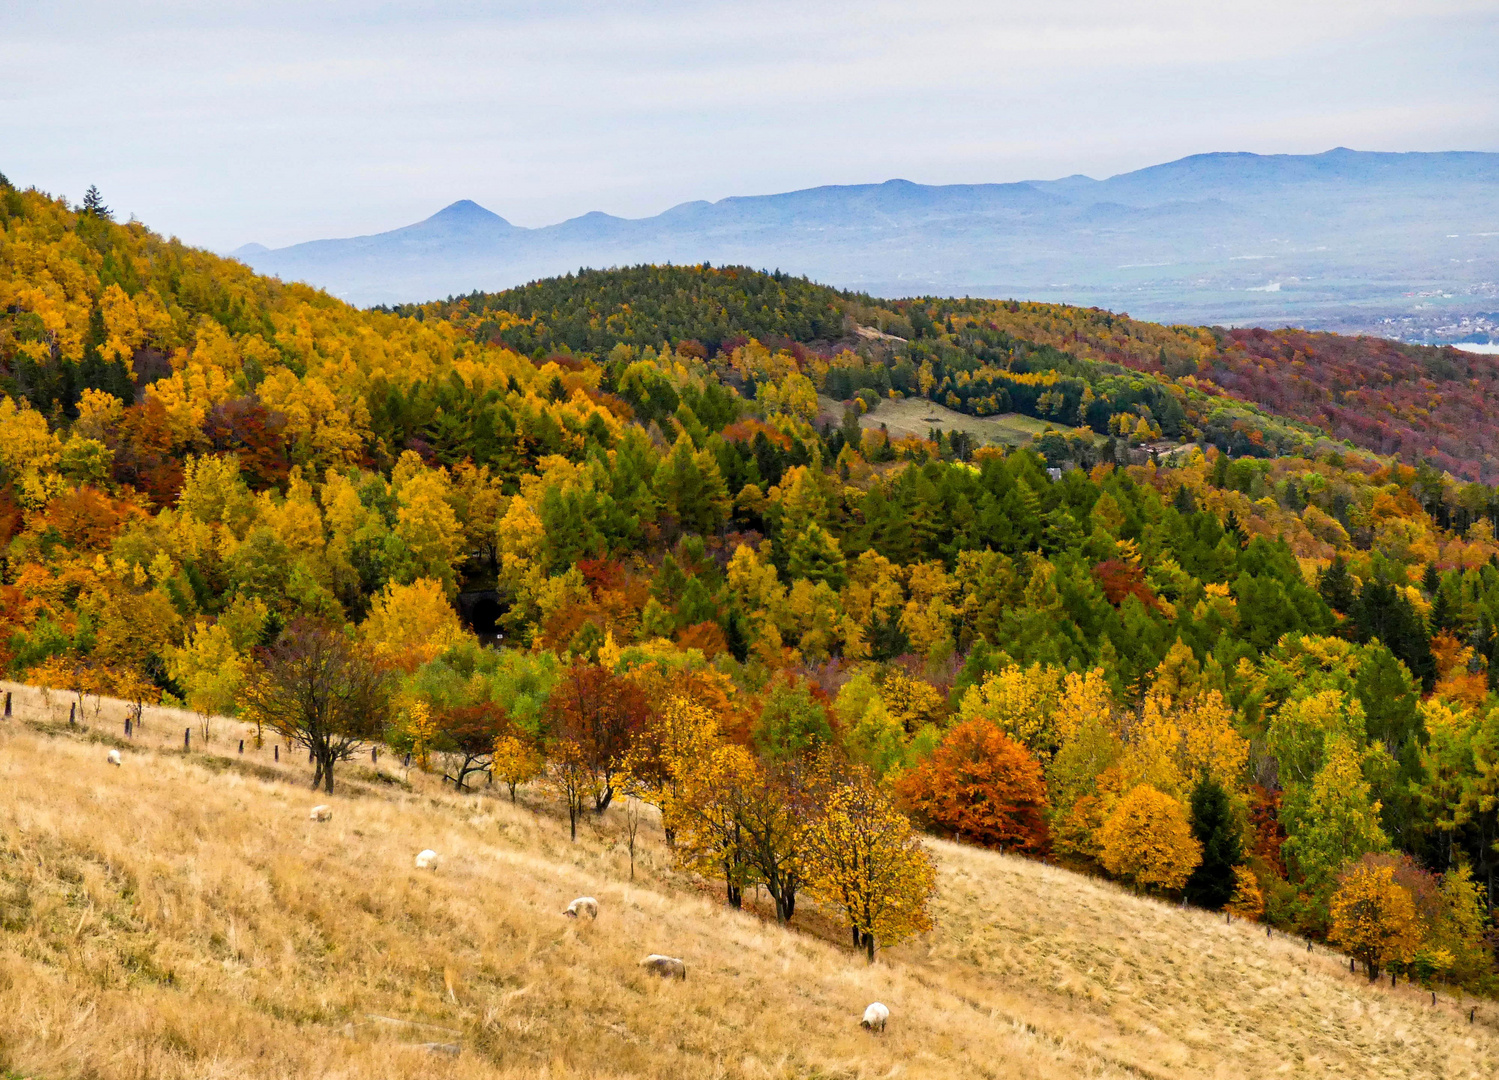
[1183,776,1243,910]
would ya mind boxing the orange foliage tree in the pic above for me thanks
[895,719,1050,854]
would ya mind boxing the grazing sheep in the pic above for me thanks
[106,749,122,766]
[415,849,439,870]
[640,954,686,980]
[310,805,333,822]
[861,1002,889,1032]
[564,896,599,920]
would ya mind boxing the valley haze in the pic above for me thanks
[235,149,1499,345]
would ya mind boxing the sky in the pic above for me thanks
[3,0,1497,251]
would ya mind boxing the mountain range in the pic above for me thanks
[234,149,1499,341]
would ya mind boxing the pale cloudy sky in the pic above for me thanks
[3,1,1496,250]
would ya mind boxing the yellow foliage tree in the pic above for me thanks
[491,733,543,802]
[668,739,761,906]
[1328,863,1422,981]
[802,761,936,962]
[392,453,464,590]
[362,577,468,669]
[1224,865,1266,921]
[166,618,248,742]
[880,670,947,734]
[405,700,438,771]
[1097,783,1202,894]
[959,662,1062,758]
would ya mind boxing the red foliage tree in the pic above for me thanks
[1248,784,1287,876]
[1092,559,1161,611]
[203,395,290,490]
[545,661,650,812]
[895,719,1050,854]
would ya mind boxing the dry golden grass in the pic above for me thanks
[0,683,1495,1079]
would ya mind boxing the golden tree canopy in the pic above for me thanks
[1097,783,1202,894]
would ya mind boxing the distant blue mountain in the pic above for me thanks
[233,149,1499,340]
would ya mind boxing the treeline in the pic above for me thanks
[391,264,852,357]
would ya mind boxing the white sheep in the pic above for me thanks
[309,805,333,822]
[639,954,686,980]
[106,749,122,766]
[563,896,599,920]
[415,849,439,870]
[861,1002,889,1033]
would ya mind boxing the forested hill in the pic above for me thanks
[5,177,1499,985]
[404,265,1499,483]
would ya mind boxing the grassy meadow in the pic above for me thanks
[0,684,1494,1080]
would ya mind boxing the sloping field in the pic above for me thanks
[0,690,1494,1080]
[821,395,1100,447]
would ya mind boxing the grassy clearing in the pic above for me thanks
[821,395,1099,447]
[0,689,1495,1079]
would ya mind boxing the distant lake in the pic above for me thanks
[1450,342,1499,354]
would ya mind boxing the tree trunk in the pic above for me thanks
[568,795,578,841]
[851,924,861,948]
[864,931,876,964]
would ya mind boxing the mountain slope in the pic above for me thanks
[3,698,1494,1080]
[233,149,1499,339]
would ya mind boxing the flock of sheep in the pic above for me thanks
[105,749,891,1035]
[306,801,893,1032]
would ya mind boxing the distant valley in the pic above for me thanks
[234,149,1499,343]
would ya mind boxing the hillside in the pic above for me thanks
[231,149,1499,343]
[411,265,1499,481]
[2,702,1495,1080]
[4,172,1499,1047]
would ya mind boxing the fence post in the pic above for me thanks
[3,690,10,717]
[274,745,279,761]
[70,702,77,725]
[239,740,244,754]
[184,727,191,752]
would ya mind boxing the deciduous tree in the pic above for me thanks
[1328,862,1422,981]
[896,718,1050,854]
[804,759,936,962]
[239,621,392,794]
[1097,783,1202,894]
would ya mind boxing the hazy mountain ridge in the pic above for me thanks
[234,149,1499,339]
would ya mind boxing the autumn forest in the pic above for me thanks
[4,175,1499,987]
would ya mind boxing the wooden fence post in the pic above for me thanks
[184,727,191,752]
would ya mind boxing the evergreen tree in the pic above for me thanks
[1352,578,1436,691]
[787,523,848,590]
[1317,555,1357,623]
[1183,776,1242,909]
[81,185,110,218]
[1224,510,1248,549]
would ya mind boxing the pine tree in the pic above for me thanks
[81,185,110,218]
[1325,558,1361,615]
[1224,510,1248,549]
[1183,776,1242,909]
